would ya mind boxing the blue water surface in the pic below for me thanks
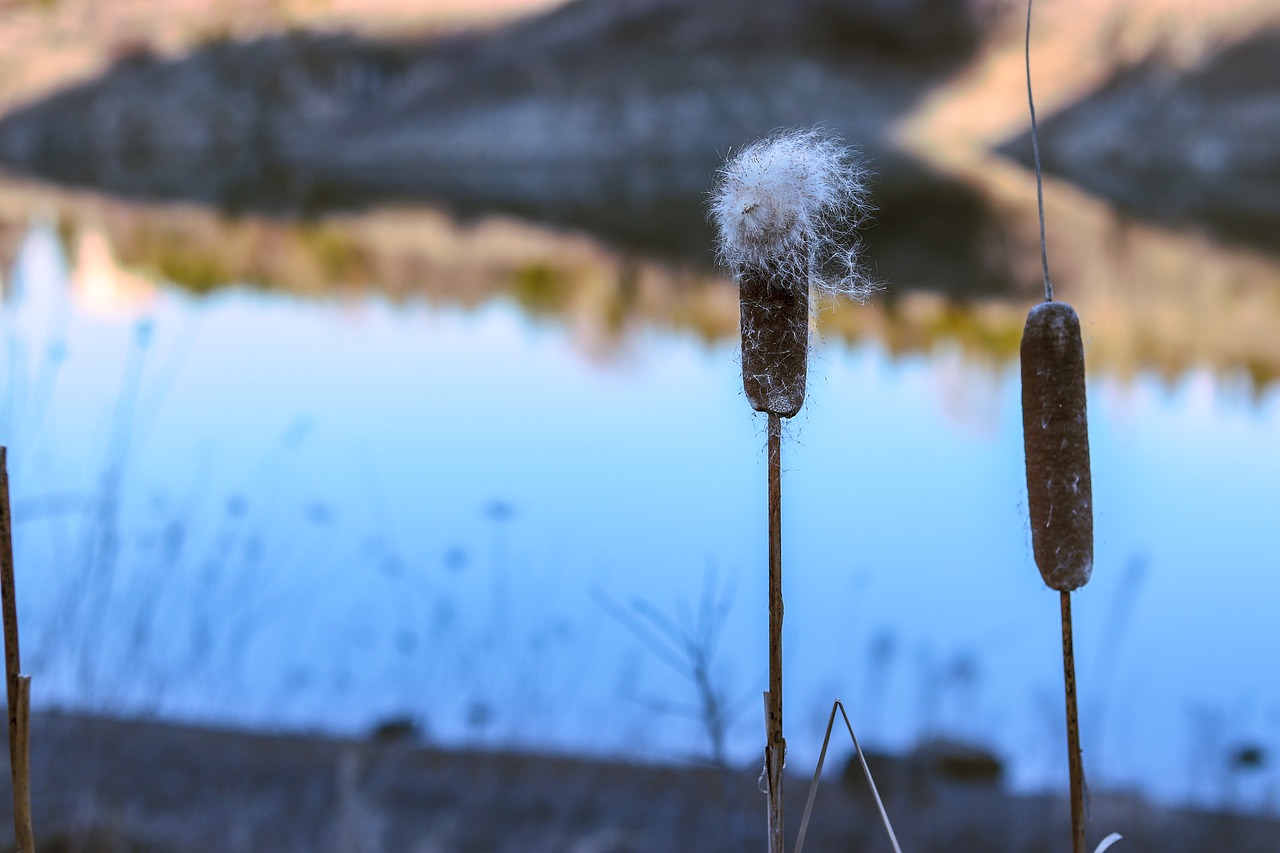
[4,221,1279,812]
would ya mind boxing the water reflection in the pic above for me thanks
[2,191,1280,813]
[6,168,1280,385]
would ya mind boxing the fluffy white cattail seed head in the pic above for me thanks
[710,129,874,299]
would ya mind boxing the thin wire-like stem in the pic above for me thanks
[795,700,902,853]
[1061,591,1086,853]
[765,413,785,853]
[1025,0,1053,303]
[0,449,35,853]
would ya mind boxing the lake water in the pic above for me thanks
[2,190,1279,813]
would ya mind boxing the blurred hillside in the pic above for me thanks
[998,29,1280,246]
[0,0,1016,293]
[0,0,561,113]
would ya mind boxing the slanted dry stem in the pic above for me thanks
[795,699,902,853]
[0,449,35,853]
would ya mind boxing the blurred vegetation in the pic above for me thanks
[511,263,570,315]
[5,169,1280,390]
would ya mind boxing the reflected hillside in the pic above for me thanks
[830,160,1280,389]
[0,172,741,352]
[998,29,1280,251]
[0,0,560,115]
[5,171,1280,388]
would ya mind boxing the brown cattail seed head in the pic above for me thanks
[739,259,810,417]
[710,129,874,418]
[1021,300,1093,591]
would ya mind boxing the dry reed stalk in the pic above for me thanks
[0,448,35,853]
[765,412,785,853]
[1060,589,1086,853]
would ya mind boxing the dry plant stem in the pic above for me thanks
[1061,591,1085,853]
[795,700,902,853]
[9,677,30,853]
[0,449,34,853]
[0,451,18,736]
[765,413,785,853]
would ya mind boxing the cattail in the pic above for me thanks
[1022,2,1092,850]
[711,129,873,417]
[711,129,872,853]
[1020,300,1093,591]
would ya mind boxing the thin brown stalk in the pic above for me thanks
[765,413,785,853]
[1061,591,1085,853]
[0,449,34,853]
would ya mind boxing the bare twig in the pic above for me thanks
[591,568,741,766]
[0,448,35,853]
[765,412,785,853]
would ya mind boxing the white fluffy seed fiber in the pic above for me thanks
[710,129,874,299]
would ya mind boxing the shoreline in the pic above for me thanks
[8,709,1278,852]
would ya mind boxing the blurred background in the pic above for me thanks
[1,0,1280,846]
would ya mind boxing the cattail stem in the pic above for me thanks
[1061,590,1085,853]
[1025,0,1053,303]
[0,449,34,853]
[765,413,785,853]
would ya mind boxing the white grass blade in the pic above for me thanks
[1093,832,1123,853]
